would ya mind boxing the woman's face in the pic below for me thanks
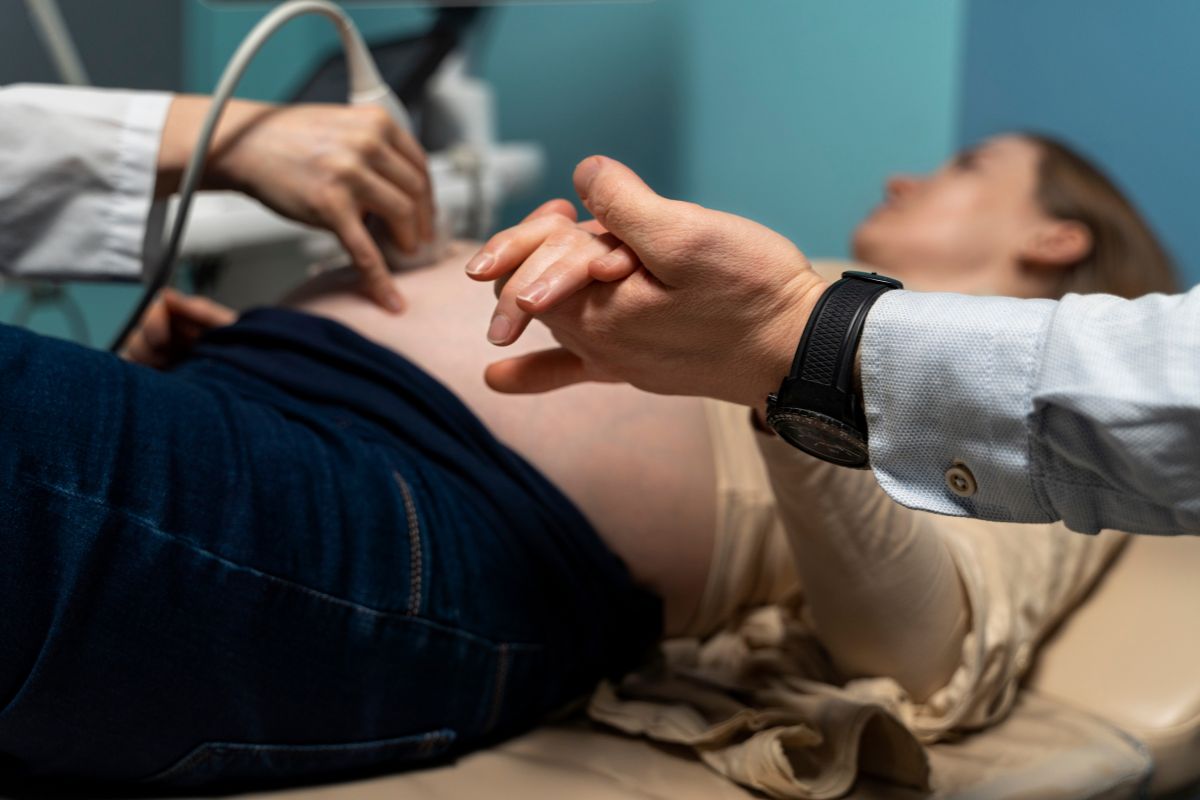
[852,135,1055,296]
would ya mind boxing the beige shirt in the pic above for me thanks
[589,398,1125,799]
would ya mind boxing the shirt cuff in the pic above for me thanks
[860,290,1058,523]
[100,91,173,280]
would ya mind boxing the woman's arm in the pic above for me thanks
[755,429,969,702]
[757,425,1127,736]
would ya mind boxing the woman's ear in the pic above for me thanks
[1021,220,1093,269]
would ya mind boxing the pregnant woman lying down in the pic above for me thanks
[0,134,1173,794]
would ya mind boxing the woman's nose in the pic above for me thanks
[886,175,921,199]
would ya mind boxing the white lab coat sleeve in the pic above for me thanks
[0,84,173,280]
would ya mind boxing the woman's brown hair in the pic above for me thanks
[1026,134,1179,298]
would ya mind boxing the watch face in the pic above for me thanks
[768,409,870,468]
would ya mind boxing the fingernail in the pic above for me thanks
[575,156,606,193]
[518,282,549,306]
[487,314,512,344]
[465,252,495,276]
[386,293,404,314]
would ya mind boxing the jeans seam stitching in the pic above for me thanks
[393,472,423,616]
[22,475,517,649]
[485,643,511,734]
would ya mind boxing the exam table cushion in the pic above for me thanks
[1027,534,1200,795]
[233,691,1149,800]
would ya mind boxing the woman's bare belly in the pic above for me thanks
[286,244,716,635]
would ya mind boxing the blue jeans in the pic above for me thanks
[0,310,661,791]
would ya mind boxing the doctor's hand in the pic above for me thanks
[159,97,435,313]
[120,289,237,370]
[468,156,831,409]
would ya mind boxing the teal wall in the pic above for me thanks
[183,1,688,225]
[960,0,1200,288]
[183,2,430,98]
[680,0,965,260]
[183,0,965,258]
[477,2,687,228]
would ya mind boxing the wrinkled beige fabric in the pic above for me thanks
[589,399,1127,799]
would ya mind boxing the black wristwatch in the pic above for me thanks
[765,271,902,468]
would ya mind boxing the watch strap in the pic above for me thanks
[777,271,900,430]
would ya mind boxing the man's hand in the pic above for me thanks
[468,156,830,409]
[159,97,435,313]
[465,198,633,346]
[119,289,236,370]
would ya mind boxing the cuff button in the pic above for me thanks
[946,462,978,498]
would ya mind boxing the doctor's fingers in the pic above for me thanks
[352,169,422,255]
[487,231,621,346]
[367,141,435,244]
[325,194,406,313]
[385,122,429,177]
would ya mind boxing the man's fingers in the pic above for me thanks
[572,156,668,250]
[485,348,613,394]
[572,156,698,284]
[589,243,639,282]
[578,219,609,236]
[331,207,405,313]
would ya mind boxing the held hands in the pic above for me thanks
[467,156,830,408]
[161,97,436,313]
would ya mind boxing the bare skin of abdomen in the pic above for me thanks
[287,244,717,637]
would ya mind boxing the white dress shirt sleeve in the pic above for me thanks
[0,84,172,280]
[859,286,1200,535]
